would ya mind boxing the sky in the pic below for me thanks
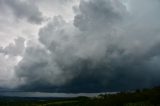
[0,0,160,94]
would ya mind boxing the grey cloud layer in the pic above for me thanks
[0,37,25,56]
[15,0,160,92]
[0,0,44,24]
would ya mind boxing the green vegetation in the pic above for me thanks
[0,86,160,106]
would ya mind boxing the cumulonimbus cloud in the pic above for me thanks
[14,0,160,92]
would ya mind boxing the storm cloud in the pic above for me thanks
[0,0,160,93]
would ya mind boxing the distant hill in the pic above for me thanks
[89,86,160,106]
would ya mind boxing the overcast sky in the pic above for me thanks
[0,0,160,93]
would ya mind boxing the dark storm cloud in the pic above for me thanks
[74,0,126,31]
[0,0,44,24]
[15,0,160,92]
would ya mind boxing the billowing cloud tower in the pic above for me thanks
[0,0,160,93]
